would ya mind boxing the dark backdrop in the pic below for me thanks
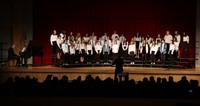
[33,0,196,65]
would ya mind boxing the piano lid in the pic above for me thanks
[27,40,43,52]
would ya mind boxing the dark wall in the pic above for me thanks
[0,0,12,59]
[33,0,196,65]
[0,0,33,64]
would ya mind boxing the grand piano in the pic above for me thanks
[26,40,44,66]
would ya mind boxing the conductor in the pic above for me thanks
[112,56,124,81]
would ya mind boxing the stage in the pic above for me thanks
[1,64,200,84]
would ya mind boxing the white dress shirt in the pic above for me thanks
[50,34,58,45]
[134,36,141,42]
[112,44,119,53]
[174,42,179,51]
[175,35,181,43]
[86,44,93,55]
[75,43,80,51]
[150,45,158,55]
[183,36,189,43]
[164,34,173,44]
[61,43,69,54]
[56,37,62,49]
[69,46,75,55]
[128,44,136,54]
[112,40,120,46]
[21,47,26,52]
[79,43,86,53]
[146,37,152,45]
[95,44,102,54]
[169,44,175,54]
[83,36,90,42]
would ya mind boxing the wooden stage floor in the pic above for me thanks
[0,65,200,84]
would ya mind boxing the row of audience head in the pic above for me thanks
[0,75,199,98]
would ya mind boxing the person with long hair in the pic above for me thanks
[134,32,141,58]
[140,40,149,64]
[61,40,69,65]
[128,41,136,64]
[150,41,158,64]
[112,40,120,62]
[182,32,189,58]
[95,41,102,64]
[174,31,181,58]
[174,37,180,59]
[122,38,128,59]
[50,30,58,57]
[168,40,175,65]
[74,40,80,63]
[69,42,76,64]
[79,40,86,63]
[86,41,93,64]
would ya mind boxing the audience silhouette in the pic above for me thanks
[0,74,200,98]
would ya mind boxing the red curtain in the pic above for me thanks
[33,0,196,65]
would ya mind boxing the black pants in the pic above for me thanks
[104,52,109,62]
[62,53,69,64]
[161,53,166,64]
[151,51,155,63]
[166,43,170,60]
[52,41,57,56]
[20,52,30,66]
[182,42,188,58]
[75,50,79,63]
[169,51,175,65]
[70,54,75,64]
[130,52,135,62]
[174,51,178,60]
[112,53,118,61]
[166,43,170,53]
[156,49,161,61]
[142,54,147,64]
[96,53,100,62]
[21,57,28,66]
[87,50,92,62]
[173,51,178,63]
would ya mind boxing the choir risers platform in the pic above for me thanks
[58,58,197,69]
[61,63,186,69]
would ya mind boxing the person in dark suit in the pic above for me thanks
[8,44,20,66]
[19,42,30,67]
[160,40,167,64]
[112,56,124,81]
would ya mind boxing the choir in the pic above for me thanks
[50,30,190,65]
